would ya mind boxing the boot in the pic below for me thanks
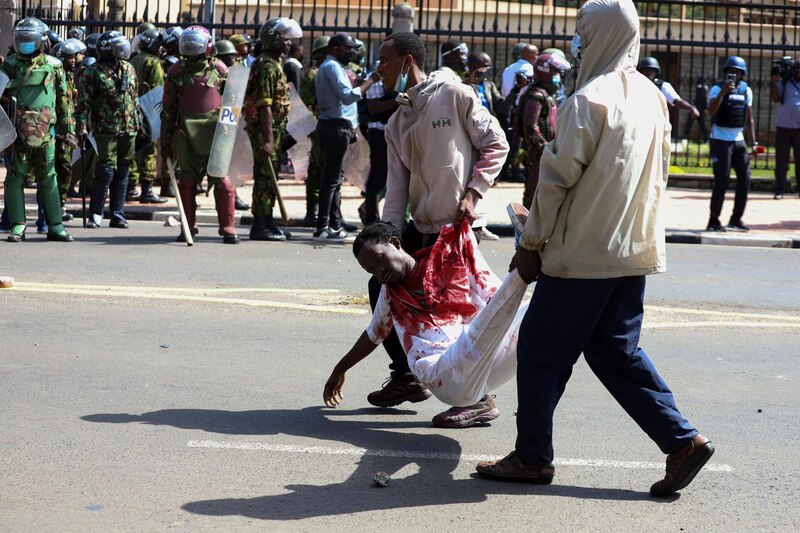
[109,165,129,228]
[303,197,317,226]
[126,180,140,201]
[214,177,240,244]
[160,175,176,197]
[139,181,168,204]
[249,213,287,241]
[177,176,198,239]
[234,192,250,211]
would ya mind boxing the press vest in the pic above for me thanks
[713,81,748,128]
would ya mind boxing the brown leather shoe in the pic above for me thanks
[476,451,554,483]
[650,434,715,496]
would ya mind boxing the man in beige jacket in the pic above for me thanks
[476,0,714,496]
[363,31,509,428]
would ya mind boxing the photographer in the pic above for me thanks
[771,57,800,199]
[706,56,757,232]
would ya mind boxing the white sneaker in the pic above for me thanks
[312,227,347,242]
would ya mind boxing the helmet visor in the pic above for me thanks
[110,37,131,60]
[179,33,209,56]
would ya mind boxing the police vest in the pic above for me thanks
[713,81,748,129]
[6,55,61,148]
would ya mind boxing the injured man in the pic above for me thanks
[323,217,532,427]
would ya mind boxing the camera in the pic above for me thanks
[771,56,796,81]
[515,71,532,86]
[726,73,736,83]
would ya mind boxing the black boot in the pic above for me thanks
[249,214,288,241]
[234,192,250,211]
[126,181,140,201]
[160,177,176,198]
[139,182,168,204]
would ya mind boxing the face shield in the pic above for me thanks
[179,31,210,57]
[110,36,131,60]
[14,29,42,56]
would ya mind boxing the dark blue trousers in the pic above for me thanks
[515,274,697,464]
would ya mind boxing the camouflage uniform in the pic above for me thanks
[2,52,75,239]
[77,59,140,226]
[516,82,556,209]
[300,65,322,219]
[129,50,164,195]
[244,54,289,217]
[161,57,238,242]
[55,66,77,206]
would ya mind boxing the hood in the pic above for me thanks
[575,0,640,90]
[397,70,452,109]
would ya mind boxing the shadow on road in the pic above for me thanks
[81,406,658,520]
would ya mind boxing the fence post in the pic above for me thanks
[0,0,16,60]
[391,2,414,34]
[204,0,215,41]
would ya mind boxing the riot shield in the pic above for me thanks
[343,129,370,192]
[0,71,18,152]
[227,121,254,187]
[285,84,316,180]
[207,63,250,178]
[71,132,98,166]
[138,86,164,143]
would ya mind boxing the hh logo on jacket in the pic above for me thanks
[432,117,452,129]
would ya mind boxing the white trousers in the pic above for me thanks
[419,270,529,407]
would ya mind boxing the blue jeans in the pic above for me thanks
[515,274,698,464]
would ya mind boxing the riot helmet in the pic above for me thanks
[85,33,101,57]
[162,26,184,55]
[259,17,302,52]
[58,37,87,58]
[13,18,45,56]
[723,56,747,76]
[637,56,661,76]
[97,30,131,61]
[138,28,163,55]
[137,22,156,35]
[311,35,330,57]
[213,39,237,57]
[68,26,86,41]
[179,25,212,57]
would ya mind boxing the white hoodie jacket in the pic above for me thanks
[383,71,509,235]
[521,0,671,279]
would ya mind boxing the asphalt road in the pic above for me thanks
[1,221,798,532]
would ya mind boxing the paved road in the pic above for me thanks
[1,222,798,531]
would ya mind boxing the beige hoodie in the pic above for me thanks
[521,0,671,279]
[383,71,509,234]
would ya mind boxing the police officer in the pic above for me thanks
[129,28,167,204]
[53,38,86,219]
[77,30,139,229]
[707,56,756,232]
[243,17,301,241]
[228,34,252,66]
[637,57,700,120]
[2,17,75,242]
[299,35,328,225]
[214,39,238,67]
[161,25,239,244]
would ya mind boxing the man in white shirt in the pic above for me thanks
[637,57,700,119]
[500,43,538,97]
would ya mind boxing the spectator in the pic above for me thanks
[465,51,503,116]
[500,44,538,97]
[683,76,710,141]
[771,60,800,199]
[707,56,757,232]
[369,31,509,427]
[361,79,398,224]
[313,32,376,242]
[476,0,714,497]
[283,41,304,90]
[438,39,469,82]
[637,57,700,132]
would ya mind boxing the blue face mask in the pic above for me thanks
[570,33,581,61]
[394,57,409,93]
[552,74,561,88]
[18,41,37,55]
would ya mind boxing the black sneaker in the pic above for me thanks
[367,377,432,407]
[432,394,500,428]
[705,223,726,232]
[727,220,750,232]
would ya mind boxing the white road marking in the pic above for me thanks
[645,305,800,322]
[644,321,800,330]
[187,440,733,472]
[12,282,340,294]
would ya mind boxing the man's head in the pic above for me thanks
[377,32,426,91]
[467,51,493,82]
[441,39,468,73]
[637,56,660,81]
[289,41,304,62]
[511,42,527,62]
[328,32,361,64]
[229,34,251,57]
[353,222,411,285]
[723,56,747,82]
[520,44,539,65]
[311,35,330,65]
[214,39,237,67]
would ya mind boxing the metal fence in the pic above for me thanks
[22,0,800,170]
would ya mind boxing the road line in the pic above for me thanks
[644,321,800,330]
[186,440,733,472]
[645,305,800,322]
[8,286,368,315]
[12,282,340,295]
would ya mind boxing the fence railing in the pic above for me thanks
[21,0,800,171]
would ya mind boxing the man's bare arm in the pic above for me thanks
[323,331,379,407]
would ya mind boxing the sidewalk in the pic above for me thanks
[9,178,800,248]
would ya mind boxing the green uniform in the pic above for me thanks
[244,54,289,217]
[76,59,140,224]
[300,65,321,214]
[129,50,164,188]
[55,68,77,206]
[516,82,556,209]
[2,52,75,238]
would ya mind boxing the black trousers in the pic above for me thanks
[709,139,750,225]
[368,222,482,382]
[316,119,354,230]
[774,126,800,194]
[364,128,388,224]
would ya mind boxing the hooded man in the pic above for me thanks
[476,0,714,497]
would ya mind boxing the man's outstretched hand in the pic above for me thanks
[323,370,346,407]
[510,246,542,284]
